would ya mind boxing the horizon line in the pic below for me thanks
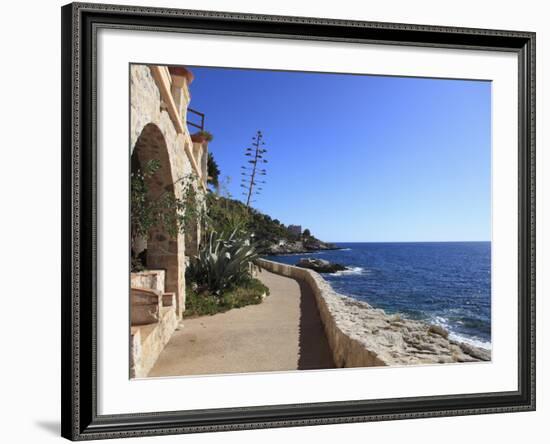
[326,240,491,244]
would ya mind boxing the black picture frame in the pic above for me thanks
[61,2,536,440]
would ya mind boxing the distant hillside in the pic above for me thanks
[206,194,337,254]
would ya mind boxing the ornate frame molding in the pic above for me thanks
[61,2,535,440]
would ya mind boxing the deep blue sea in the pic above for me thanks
[266,242,491,349]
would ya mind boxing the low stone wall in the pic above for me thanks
[257,259,385,367]
[130,269,179,378]
[131,288,162,325]
[130,306,178,378]
[257,259,490,368]
[131,270,165,294]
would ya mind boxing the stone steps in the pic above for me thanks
[130,287,179,378]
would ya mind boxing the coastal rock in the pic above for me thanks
[428,324,449,339]
[296,258,347,273]
[303,238,330,250]
[266,241,305,255]
[264,240,338,255]
[458,342,491,361]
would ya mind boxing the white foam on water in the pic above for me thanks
[448,332,492,350]
[431,316,450,328]
[332,266,365,276]
[429,315,491,350]
[267,251,325,257]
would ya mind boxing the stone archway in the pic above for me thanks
[132,122,185,317]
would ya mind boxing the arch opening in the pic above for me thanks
[131,123,184,317]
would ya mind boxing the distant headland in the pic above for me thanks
[207,193,339,255]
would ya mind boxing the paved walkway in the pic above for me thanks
[148,269,334,377]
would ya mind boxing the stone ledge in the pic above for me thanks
[130,269,166,294]
[131,287,162,325]
[130,306,178,378]
[257,259,490,368]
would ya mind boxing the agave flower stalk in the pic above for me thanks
[241,130,268,207]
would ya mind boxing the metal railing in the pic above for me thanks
[187,107,205,132]
[149,66,206,190]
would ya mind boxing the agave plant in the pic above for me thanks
[187,228,259,295]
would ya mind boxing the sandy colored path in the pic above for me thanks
[148,269,334,377]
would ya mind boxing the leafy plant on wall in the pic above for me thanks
[130,159,205,271]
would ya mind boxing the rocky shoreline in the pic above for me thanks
[322,290,492,365]
[264,239,341,255]
[257,259,491,367]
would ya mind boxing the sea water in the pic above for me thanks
[266,242,491,349]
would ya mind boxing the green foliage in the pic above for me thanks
[205,194,298,252]
[303,228,311,237]
[222,278,270,309]
[183,287,220,316]
[206,193,251,235]
[130,159,161,242]
[186,228,260,295]
[184,277,269,317]
[130,159,204,271]
[207,152,220,188]
[247,212,293,250]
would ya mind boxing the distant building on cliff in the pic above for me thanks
[288,225,302,236]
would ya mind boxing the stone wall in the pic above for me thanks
[131,65,190,317]
[130,305,178,378]
[257,259,490,367]
[130,65,208,317]
[130,270,179,377]
[130,64,210,378]
[130,269,165,294]
[257,259,385,367]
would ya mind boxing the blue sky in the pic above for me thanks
[187,66,491,242]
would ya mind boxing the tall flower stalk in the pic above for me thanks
[240,130,268,207]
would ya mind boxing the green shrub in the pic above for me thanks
[205,193,251,236]
[207,152,220,188]
[186,229,260,295]
[184,278,269,317]
[205,194,294,252]
[222,278,270,309]
[184,287,221,317]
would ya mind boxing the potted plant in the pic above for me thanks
[168,66,194,85]
[191,130,214,144]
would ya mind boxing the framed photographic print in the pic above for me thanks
[61,2,536,440]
